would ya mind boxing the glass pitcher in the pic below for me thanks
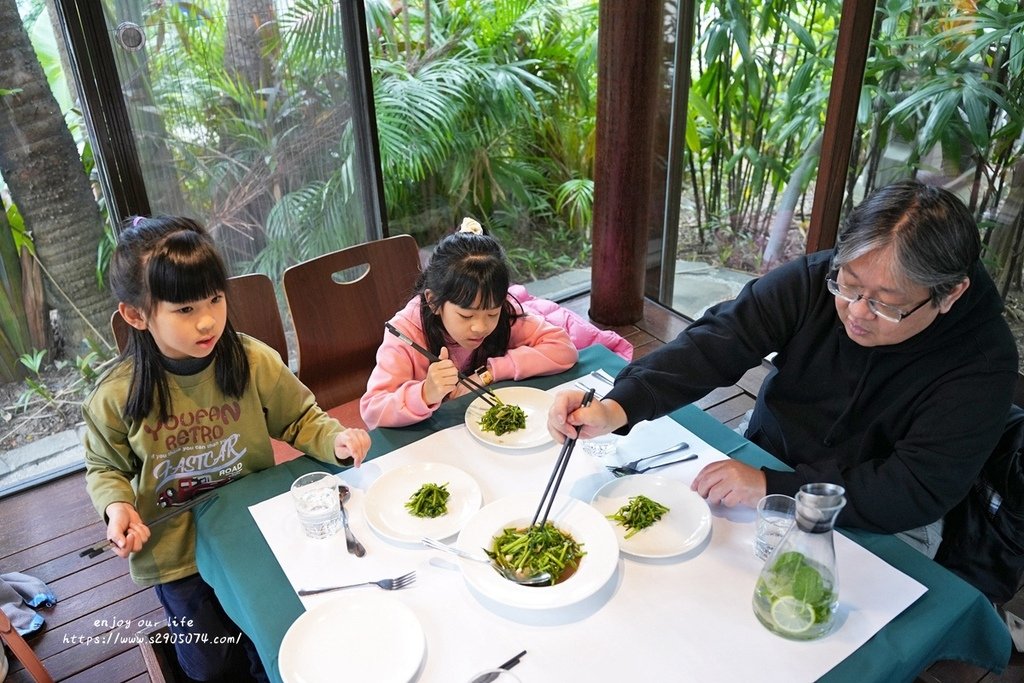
[752,483,846,640]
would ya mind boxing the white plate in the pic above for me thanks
[455,494,618,610]
[590,475,712,558]
[364,462,482,542]
[465,386,555,449]
[278,593,425,683]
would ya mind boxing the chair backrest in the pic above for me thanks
[110,273,290,362]
[935,404,1024,604]
[283,235,421,410]
[0,607,53,683]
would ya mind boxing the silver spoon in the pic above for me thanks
[338,485,365,557]
[421,537,551,586]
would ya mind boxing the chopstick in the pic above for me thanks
[531,388,596,527]
[498,650,526,670]
[79,491,220,558]
[470,650,527,683]
[384,322,501,407]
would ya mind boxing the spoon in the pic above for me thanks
[421,537,551,586]
[337,485,365,557]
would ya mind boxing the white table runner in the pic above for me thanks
[250,379,926,682]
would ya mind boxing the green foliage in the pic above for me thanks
[682,0,1024,280]
[0,199,31,383]
[855,0,1024,292]
[368,0,599,269]
[16,350,53,408]
[14,342,113,412]
[685,0,840,266]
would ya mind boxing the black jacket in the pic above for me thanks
[607,250,1018,533]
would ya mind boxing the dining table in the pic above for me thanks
[193,345,1011,683]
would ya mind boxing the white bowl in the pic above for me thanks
[455,494,618,610]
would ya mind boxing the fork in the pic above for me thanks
[297,571,416,596]
[574,381,604,398]
[609,454,698,477]
[610,442,689,473]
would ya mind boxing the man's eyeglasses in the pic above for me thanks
[826,277,931,323]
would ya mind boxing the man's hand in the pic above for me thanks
[104,501,150,559]
[547,389,628,442]
[691,460,766,508]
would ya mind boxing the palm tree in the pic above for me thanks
[0,0,110,350]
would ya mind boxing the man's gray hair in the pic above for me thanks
[833,180,980,303]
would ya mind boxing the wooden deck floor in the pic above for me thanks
[0,293,1018,681]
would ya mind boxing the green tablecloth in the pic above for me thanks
[194,344,1011,682]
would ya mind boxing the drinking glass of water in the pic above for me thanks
[290,472,342,539]
[754,494,796,561]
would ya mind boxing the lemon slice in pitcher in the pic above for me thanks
[770,596,816,635]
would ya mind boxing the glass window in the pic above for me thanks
[364,0,599,299]
[664,0,841,319]
[848,1,1024,370]
[0,0,112,494]
[105,0,371,278]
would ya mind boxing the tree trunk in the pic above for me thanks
[225,0,278,87]
[110,0,189,215]
[0,0,110,351]
[215,0,280,268]
[989,157,1024,282]
[763,135,822,269]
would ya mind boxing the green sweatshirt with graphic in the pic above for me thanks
[83,335,347,586]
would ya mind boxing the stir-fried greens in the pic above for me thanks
[405,482,451,518]
[606,495,670,538]
[479,403,527,436]
[486,523,585,585]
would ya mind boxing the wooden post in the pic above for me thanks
[589,0,664,325]
[806,0,876,252]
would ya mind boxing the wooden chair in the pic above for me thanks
[0,608,53,683]
[110,273,290,362]
[283,235,421,410]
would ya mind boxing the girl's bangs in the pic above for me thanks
[147,236,227,304]
[450,267,507,309]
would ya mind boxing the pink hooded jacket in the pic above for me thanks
[360,294,578,429]
[509,286,633,361]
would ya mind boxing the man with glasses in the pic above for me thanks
[548,180,1018,557]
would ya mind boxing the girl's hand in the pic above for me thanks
[691,460,766,508]
[422,347,459,405]
[104,502,150,559]
[547,389,628,442]
[334,428,371,466]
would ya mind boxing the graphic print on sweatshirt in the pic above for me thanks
[143,401,248,508]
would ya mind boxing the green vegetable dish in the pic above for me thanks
[404,482,451,518]
[606,495,670,538]
[479,403,527,436]
[487,523,586,586]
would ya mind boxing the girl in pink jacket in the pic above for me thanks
[360,220,578,429]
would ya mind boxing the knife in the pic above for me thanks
[469,650,526,683]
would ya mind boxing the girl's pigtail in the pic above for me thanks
[214,321,250,398]
[124,330,173,422]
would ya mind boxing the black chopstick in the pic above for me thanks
[384,322,500,407]
[499,649,526,670]
[79,491,220,558]
[531,388,596,527]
